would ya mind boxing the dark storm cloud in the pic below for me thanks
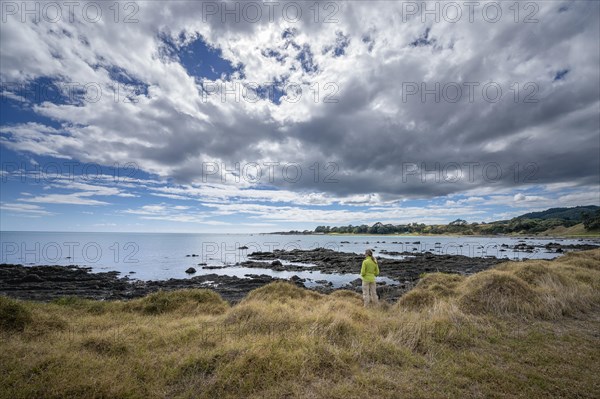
[0,1,598,203]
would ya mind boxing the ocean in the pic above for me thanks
[1,231,598,287]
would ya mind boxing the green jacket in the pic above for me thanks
[361,256,379,282]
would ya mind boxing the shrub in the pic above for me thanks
[416,272,464,291]
[458,271,541,317]
[513,262,568,286]
[126,289,228,315]
[557,249,600,271]
[0,296,32,332]
[243,281,322,303]
[396,289,436,311]
[52,296,110,314]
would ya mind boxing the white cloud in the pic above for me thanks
[20,193,110,206]
[0,203,54,216]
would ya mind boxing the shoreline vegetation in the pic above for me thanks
[1,249,599,398]
[278,231,600,238]
[268,205,600,238]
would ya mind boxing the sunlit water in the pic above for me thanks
[1,232,598,287]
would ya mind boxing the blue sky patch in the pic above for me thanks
[325,31,350,57]
[362,34,375,52]
[0,77,76,128]
[410,28,435,47]
[252,79,287,105]
[179,35,238,80]
[158,32,243,81]
[2,76,72,106]
[262,48,287,64]
[0,101,62,129]
[554,69,570,81]
[282,28,297,40]
[297,44,318,74]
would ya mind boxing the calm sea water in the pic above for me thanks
[1,231,598,287]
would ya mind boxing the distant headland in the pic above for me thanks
[269,206,600,237]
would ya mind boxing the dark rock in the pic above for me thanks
[185,267,197,274]
[271,260,283,267]
[22,274,44,282]
[558,244,598,250]
[239,246,249,250]
[350,278,362,287]
[514,243,535,252]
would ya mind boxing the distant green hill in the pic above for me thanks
[517,206,599,222]
[301,205,600,236]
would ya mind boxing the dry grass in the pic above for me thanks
[1,250,599,398]
[539,223,600,237]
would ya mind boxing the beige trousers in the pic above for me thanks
[362,281,378,306]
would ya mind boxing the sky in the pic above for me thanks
[0,0,599,233]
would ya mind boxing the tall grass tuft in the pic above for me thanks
[0,296,32,332]
[125,288,229,315]
[243,281,322,303]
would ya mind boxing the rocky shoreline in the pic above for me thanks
[0,248,517,303]
[244,248,504,276]
[244,248,506,301]
[0,264,282,303]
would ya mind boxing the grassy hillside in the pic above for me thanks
[517,205,599,221]
[1,250,600,398]
[538,222,600,237]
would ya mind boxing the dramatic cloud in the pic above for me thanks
[1,1,598,231]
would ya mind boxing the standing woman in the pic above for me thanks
[361,249,379,306]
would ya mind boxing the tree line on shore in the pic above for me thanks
[278,206,600,235]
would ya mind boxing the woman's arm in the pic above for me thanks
[360,260,366,277]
